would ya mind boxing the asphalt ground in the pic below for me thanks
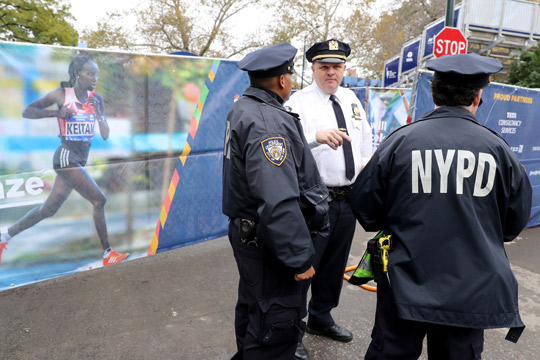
[1,224,539,360]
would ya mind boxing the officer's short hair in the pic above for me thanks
[249,75,278,88]
[431,80,481,107]
[426,53,502,107]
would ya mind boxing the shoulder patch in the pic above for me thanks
[261,137,287,166]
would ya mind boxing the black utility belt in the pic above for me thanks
[327,185,352,201]
[233,218,259,247]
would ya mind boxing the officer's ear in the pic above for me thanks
[470,89,483,116]
[278,74,285,89]
[472,89,483,107]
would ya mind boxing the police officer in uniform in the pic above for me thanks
[286,39,372,359]
[350,53,532,359]
[223,42,330,360]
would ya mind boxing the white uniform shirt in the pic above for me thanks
[286,83,373,186]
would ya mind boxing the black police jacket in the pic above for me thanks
[223,86,329,274]
[350,106,532,329]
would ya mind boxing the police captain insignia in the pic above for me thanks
[261,137,287,166]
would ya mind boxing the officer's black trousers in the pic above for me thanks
[228,222,304,360]
[365,278,484,360]
[307,198,356,328]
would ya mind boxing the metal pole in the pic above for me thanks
[445,0,455,26]
[301,36,307,89]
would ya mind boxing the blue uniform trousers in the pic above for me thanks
[229,221,304,360]
[365,277,484,360]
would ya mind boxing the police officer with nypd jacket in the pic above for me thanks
[350,53,532,359]
[223,42,330,360]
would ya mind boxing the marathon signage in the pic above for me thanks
[422,5,461,59]
[414,71,540,227]
[400,37,421,75]
[0,41,249,290]
[383,56,400,87]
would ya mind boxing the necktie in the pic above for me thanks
[330,95,355,180]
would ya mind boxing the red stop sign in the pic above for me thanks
[433,27,468,58]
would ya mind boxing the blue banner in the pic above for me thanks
[400,37,421,75]
[342,76,381,88]
[383,56,400,87]
[0,41,249,290]
[350,87,368,112]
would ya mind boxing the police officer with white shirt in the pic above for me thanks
[286,39,372,359]
[350,53,532,359]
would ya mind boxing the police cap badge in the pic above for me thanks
[306,39,351,63]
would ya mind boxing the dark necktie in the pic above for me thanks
[330,95,355,180]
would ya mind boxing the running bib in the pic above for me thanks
[64,113,95,142]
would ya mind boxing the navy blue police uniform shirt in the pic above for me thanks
[222,86,329,274]
[350,105,532,329]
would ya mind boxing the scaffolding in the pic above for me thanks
[384,0,540,87]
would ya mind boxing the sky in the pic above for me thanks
[69,0,144,33]
[68,0,390,36]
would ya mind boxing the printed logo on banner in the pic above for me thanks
[406,51,414,62]
[510,145,524,153]
[261,137,287,166]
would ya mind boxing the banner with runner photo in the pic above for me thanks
[0,41,248,290]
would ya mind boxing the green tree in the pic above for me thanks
[0,0,77,46]
[81,0,262,58]
[80,13,132,51]
[507,46,540,88]
[266,0,375,80]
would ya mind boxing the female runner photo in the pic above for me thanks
[0,51,128,266]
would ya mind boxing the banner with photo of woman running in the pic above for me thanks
[0,41,249,290]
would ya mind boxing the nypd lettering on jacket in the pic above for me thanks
[65,113,95,142]
[412,149,496,196]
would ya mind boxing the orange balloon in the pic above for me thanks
[183,82,200,103]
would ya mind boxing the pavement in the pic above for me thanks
[1,224,540,360]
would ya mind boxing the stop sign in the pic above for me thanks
[433,27,468,58]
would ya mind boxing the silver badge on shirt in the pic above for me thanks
[351,104,363,121]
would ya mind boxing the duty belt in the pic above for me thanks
[327,186,352,201]
[233,218,259,247]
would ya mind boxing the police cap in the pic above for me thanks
[426,53,502,88]
[236,42,297,78]
[306,39,351,63]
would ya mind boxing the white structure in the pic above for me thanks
[384,0,540,87]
